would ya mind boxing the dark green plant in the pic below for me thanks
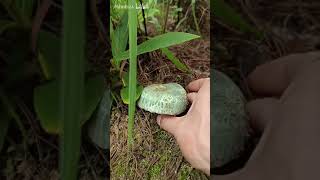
[0,1,110,179]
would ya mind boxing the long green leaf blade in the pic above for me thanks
[161,47,190,73]
[60,0,85,179]
[113,12,129,56]
[115,32,200,62]
[128,0,138,147]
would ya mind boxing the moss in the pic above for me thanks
[178,164,193,180]
[112,159,126,179]
[148,154,169,180]
[148,162,162,179]
[112,158,136,179]
[156,130,171,142]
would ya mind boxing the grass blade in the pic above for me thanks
[128,0,138,147]
[113,12,129,56]
[161,47,190,73]
[60,0,85,179]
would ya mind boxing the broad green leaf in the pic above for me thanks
[120,85,143,105]
[213,0,262,39]
[38,31,61,80]
[161,47,190,73]
[115,32,200,62]
[111,12,129,69]
[38,30,90,80]
[113,12,129,56]
[87,88,112,149]
[34,75,105,134]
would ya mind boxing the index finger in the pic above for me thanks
[248,51,320,96]
[187,78,210,92]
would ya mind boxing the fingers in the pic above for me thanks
[157,115,182,136]
[248,51,320,96]
[246,98,281,133]
[187,78,209,92]
[187,93,197,103]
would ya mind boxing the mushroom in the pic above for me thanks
[212,69,249,168]
[137,83,188,115]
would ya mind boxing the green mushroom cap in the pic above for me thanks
[138,83,188,115]
[211,69,249,168]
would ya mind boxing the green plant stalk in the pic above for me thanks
[128,0,138,148]
[59,0,85,179]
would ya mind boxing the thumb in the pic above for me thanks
[246,98,280,133]
[157,115,182,136]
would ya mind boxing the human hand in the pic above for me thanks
[157,78,210,175]
[215,51,320,180]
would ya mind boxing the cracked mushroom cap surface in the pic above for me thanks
[138,83,188,115]
[212,69,249,168]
